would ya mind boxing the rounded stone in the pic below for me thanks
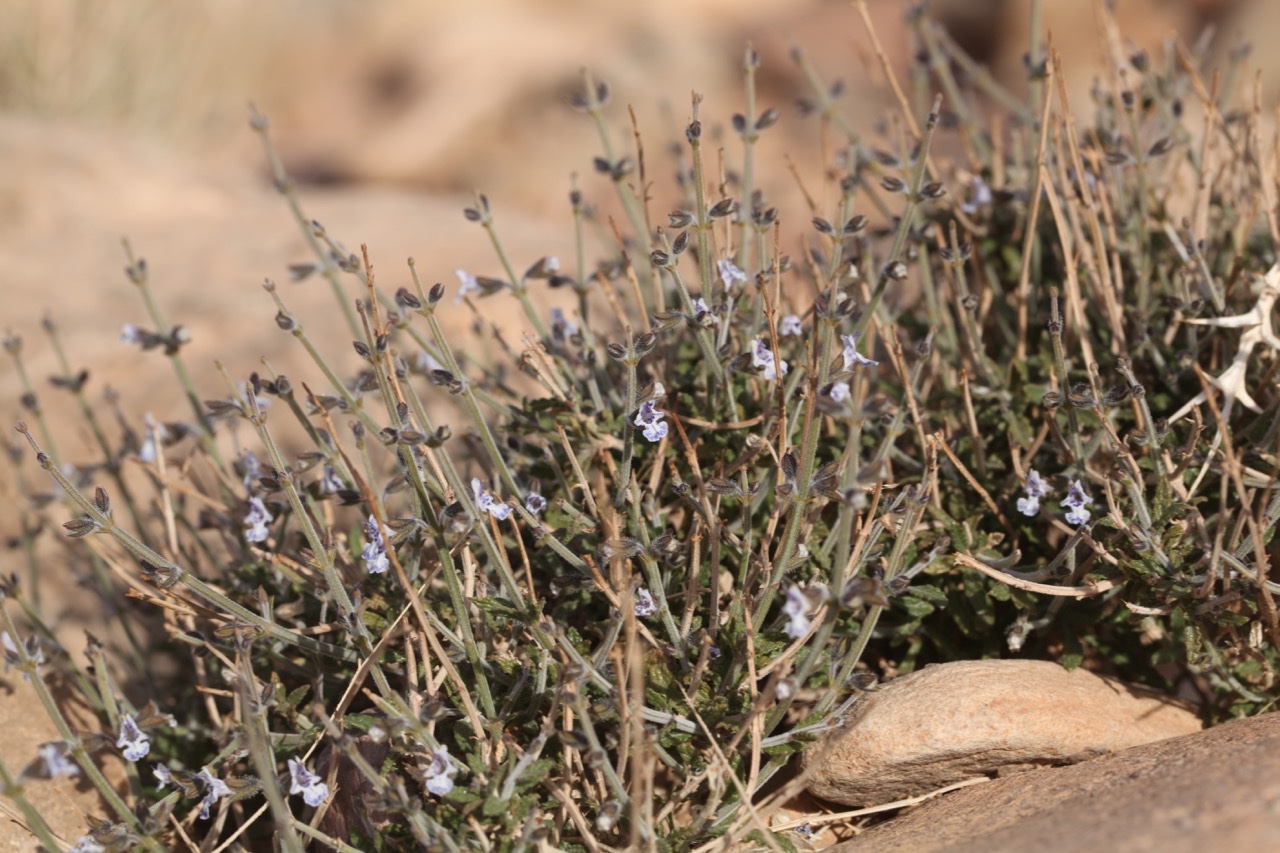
[805,659,1203,806]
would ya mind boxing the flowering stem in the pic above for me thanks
[229,371,395,701]
[0,605,155,846]
[250,112,362,340]
[237,651,305,853]
[476,206,554,343]
[16,423,361,663]
[411,266,523,499]
[1048,289,1087,480]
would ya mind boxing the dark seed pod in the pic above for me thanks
[755,107,779,131]
[395,287,422,310]
[812,217,834,235]
[709,198,737,218]
[881,176,907,193]
[884,261,908,281]
[671,231,690,255]
[1103,384,1132,406]
[844,215,868,235]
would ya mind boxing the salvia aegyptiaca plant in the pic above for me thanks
[3,3,1280,850]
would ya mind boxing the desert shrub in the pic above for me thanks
[3,4,1279,851]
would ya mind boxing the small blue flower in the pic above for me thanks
[840,333,879,370]
[287,757,329,807]
[782,586,811,638]
[633,587,657,619]
[828,381,851,403]
[718,258,748,291]
[1017,468,1051,517]
[67,837,105,853]
[751,339,788,381]
[119,323,142,345]
[423,746,459,797]
[361,514,391,574]
[779,314,803,336]
[196,767,231,820]
[116,714,150,762]
[1062,479,1093,526]
[243,496,272,544]
[634,400,668,442]
[471,478,513,521]
[525,491,547,515]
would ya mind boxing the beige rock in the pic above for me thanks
[805,659,1202,807]
[827,711,1280,853]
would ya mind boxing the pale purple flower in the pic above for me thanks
[119,323,142,345]
[692,297,719,325]
[550,307,578,342]
[67,837,105,853]
[243,496,272,544]
[779,314,803,336]
[454,269,481,303]
[319,464,343,494]
[751,339,788,381]
[116,714,150,762]
[2,630,43,680]
[138,417,170,464]
[840,333,879,369]
[154,763,173,789]
[525,491,547,515]
[471,478,512,521]
[633,587,657,619]
[634,400,668,443]
[718,258,748,291]
[782,585,811,638]
[960,175,993,214]
[828,381,851,403]
[415,350,445,373]
[33,742,78,778]
[361,514,391,574]
[1062,479,1093,526]
[196,767,231,820]
[423,745,458,797]
[1017,468,1051,517]
[240,451,262,491]
[288,757,329,807]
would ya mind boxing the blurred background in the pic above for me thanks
[0,0,1263,374]
[0,0,1271,513]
